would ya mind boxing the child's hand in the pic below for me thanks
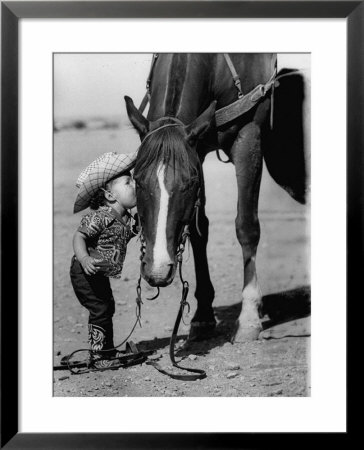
[80,256,98,275]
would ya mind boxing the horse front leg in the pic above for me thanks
[188,185,216,341]
[231,121,264,342]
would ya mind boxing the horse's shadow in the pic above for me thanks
[137,286,311,358]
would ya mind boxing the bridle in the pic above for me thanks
[138,115,203,255]
[136,183,202,303]
[140,115,185,142]
[136,117,203,292]
[135,119,207,380]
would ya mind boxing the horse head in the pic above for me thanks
[125,96,216,287]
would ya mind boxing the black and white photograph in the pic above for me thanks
[2,0,355,442]
[53,52,311,397]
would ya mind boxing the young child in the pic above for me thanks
[70,151,138,368]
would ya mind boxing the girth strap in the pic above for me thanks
[215,67,277,128]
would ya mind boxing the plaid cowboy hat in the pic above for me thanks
[73,151,137,213]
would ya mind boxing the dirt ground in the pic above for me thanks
[53,128,310,397]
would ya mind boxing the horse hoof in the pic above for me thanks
[231,320,262,343]
[188,321,216,342]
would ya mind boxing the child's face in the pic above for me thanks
[108,174,136,209]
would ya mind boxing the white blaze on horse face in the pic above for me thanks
[153,163,171,273]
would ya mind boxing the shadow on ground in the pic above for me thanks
[136,286,311,358]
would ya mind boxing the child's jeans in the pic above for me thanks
[70,255,115,352]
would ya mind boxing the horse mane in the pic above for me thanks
[134,120,200,186]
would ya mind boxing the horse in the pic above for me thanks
[125,53,308,342]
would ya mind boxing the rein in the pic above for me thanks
[136,179,206,380]
[140,226,207,381]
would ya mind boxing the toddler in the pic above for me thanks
[70,151,138,368]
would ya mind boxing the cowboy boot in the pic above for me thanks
[88,323,105,351]
[88,324,121,369]
[102,322,117,357]
[60,324,116,368]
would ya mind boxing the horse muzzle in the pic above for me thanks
[141,259,177,287]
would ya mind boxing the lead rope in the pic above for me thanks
[146,226,207,381]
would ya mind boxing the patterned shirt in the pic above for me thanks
[77,206,133,278]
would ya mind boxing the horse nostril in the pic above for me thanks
[167,264,174,279]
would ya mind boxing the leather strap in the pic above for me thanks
[138,54,278,129]
[139,53,158,113]
[138,93,150,114]
[224,54,244,98]
[54,341,151,373]
[146,296,207,381]
[215,68,277,128]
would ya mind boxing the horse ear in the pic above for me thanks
[185,100,217,146]
[124,96,150,138]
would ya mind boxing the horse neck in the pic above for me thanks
[148,53,213,123]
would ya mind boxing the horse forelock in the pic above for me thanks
[134,122,199,187]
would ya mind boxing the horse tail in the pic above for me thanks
[263,68,310,205]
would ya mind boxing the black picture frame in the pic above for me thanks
[1,1,359,448]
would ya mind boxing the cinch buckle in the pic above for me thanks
[234,79,244,99]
